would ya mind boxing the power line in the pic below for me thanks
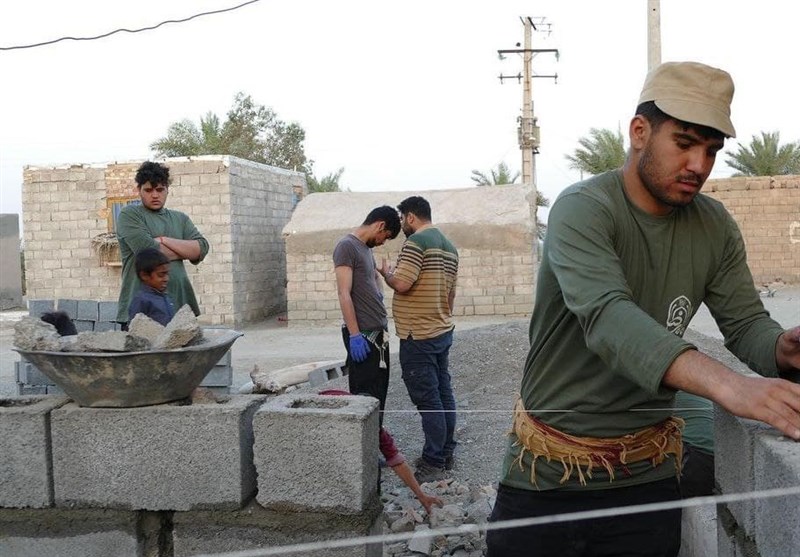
[0,0,262,52]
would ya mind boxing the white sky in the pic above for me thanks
[1,0,799,226]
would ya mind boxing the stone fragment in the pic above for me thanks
[74,331,151,352]
[408,525,433,555]
[128,313,165,345]
[430,504,465,528]
[13,317,60,351]
[154,305,202,349]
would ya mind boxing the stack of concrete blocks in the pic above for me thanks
[0,393,383,557]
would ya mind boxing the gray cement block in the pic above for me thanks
[17,360,56,386]
[201,364,232,387]
[93,321,116,332]
[51,395,267,511]
[172,501,383,557]
[0,395,70,508]
[752,434,800,557]
[16,384,47,396]
[308,362,346,386]
[713,404,772,539]
[27,299,54,317]
[216,349,232,366]
[56,298,79,319]
[76,300,99,321]
[97,300,119,322]
[254,393,379,514]
[74,319,95,332]
[678,504,718,557]
[0,507,154,557]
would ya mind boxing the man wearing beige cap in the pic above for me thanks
[487,61,800,557]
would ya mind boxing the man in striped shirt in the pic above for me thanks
[380,196,459,483]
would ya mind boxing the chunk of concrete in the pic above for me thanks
[0,396,70,508]
[72,331,150,353]
[13,316,60,351]
[253,393,379,514]
[154,305,202,349]
[128,313,165,345]
[51,396,267,511]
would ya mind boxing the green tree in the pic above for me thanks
[306,167,345,193]
[724,131,800,176]
[470,161,520,185]
[469,162,550,239]
[565,127,626,176]
[150,92,311,172]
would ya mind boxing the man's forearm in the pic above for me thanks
[160,237,201,261]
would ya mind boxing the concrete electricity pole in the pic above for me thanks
[647,0,661,71]
[498,17,558,188]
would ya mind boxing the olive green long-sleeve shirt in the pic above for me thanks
[115,204,209,323]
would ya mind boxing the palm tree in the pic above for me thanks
[470,162,520,185]
[724,131,800,176]
[565,127,626,177]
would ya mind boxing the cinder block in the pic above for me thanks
[678,504,718,557]
[97,300,119,322]
[172,501,383,557]
[0,396,70,508]
[51,396,267,511]
[0,507,153,557]
[308,362,347,387]
[74,320,94,332]
[17,360,56,386]
[56,299,79,319]
[46,385,65,395]
[27,299,54,318]
[254,393,379,514]
[714,405,774,539]
[200,365,232,387]
[752,434,800,557]
[15,384,47,396]
[215,349,232,366]
[93,321,116,332]
[76,300,98,321]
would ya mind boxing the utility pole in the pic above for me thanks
[498,17,558,189]
[647,0,661,71]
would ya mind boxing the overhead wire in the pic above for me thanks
[0,0,262,52]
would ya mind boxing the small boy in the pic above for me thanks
[128,248,175,326]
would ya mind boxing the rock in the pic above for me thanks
[128,313,165,345]
[430,504,465,528]
[13,317,61,351]
[73,331,151,352]
[153,305,202,349]
[407,525,433,555]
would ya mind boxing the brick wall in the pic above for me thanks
[704,175,800,285]
[22,156,304,327]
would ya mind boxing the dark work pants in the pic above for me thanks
[486,477,682,557]
[341,327,390,427]
[679,444,715,498]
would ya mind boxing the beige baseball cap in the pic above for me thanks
[638,61,736,138]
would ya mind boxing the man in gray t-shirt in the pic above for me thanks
[333,206,401,425]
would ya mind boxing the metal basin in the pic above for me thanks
[14,329,243,408]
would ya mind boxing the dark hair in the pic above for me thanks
[397,196,431,222]
[635,101,725,141]
[135,247,170,276]
[40,311,78,336]
[135,161,171,188]
[362,206,401,239]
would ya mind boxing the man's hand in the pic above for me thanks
[379,258,394,280]
[349,334,370,363]
[776,326,800,373]
[718,373,800,440]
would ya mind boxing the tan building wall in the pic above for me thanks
[704,175,800,285]
[283,186,539,327]
[22,156,305,327]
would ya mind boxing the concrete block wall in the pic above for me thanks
[714,402,800,557]
[0,393,382,557]
[0,214,23,310]
[22,156,306,327]
[704,175,800,285]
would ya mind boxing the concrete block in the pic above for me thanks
[17,360,56,386]
[678,504,718,557]
[201,365,232,387]
[13,316,60,351]
[46,385,65,395]
[76,300,99,321]
[308,362,347,386]
[172,501,383,557]
[154,305,201,349]
[713,404,773,538]
[97,300,118,322]
[16,384,47,396]
[254,393,379,514]
[56,298,79,319]
[51,396,267,511]
[0,507,155,557]
[27,299,54,317]
[73,331,150,352]
[752,434,800,557]
[215,349,232,366]
[0,395,70,508]
[74,319,95,332]
[128,313,164,345]
[93,321,116,332]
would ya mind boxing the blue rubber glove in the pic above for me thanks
[349,333,370,363]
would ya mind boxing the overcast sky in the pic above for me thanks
[1,0,799,226]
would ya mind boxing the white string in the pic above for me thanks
[191,485,800,557]
[380,406,705,414]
